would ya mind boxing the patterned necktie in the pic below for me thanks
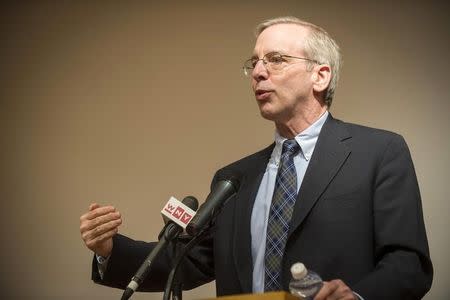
[264,139,300,291]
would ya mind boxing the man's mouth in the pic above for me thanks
[255,89,273,100]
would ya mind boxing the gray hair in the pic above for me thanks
[255,16,342,106]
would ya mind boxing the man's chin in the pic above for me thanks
[258,109,277,121]
[257,101,281,121]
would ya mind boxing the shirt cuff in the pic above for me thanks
[353,291,364,300]
[95,254,110,279]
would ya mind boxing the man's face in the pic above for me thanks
[251,24,315,123]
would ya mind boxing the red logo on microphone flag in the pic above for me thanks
[164,203,176,214]
[180,212,193,224]
[161,196,197,229]
[173,207,185,219]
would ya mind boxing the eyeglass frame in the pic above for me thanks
[242,51,322,76]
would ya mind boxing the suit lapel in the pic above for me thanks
[288,115,352,239]
[233,144,274,293]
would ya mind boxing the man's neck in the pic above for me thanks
[275,106,328,139]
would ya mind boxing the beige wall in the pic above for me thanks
[1,2,449,299]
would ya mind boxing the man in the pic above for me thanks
[80,17,433,300]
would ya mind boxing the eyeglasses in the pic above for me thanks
[242,51,321,76]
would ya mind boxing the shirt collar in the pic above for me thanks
[270,111,329,165]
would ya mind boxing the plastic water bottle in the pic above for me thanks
[288,262,323,300]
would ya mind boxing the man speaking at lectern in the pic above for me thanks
[80,17,433,300]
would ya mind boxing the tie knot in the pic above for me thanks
[282,139,300,156]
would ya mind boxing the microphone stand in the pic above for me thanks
[164,193,235,300]
[162,230,210,300]
[171,281,182,300]
[121,224,182,300]
[170,241,183,300]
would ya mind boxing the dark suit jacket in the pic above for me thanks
[93,115,433,300]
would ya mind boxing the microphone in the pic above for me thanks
[186,172,241,236]
[121,196,198,300]
[158,195,198,241]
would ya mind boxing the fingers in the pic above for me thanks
[80,211,121,233]
[315,281,338,300]
[89,203,100,211]
[80,203,122,256]
[81,214,122,241]
[80,205,116,222]
[314,279,356,300]
[85,227,118,250]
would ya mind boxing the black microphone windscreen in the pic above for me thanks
[215,170,242,191]
[181,196,199,211]
[185,170,242,236]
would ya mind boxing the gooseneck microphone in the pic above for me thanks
[121,196,198,300]
[186,172,240,236]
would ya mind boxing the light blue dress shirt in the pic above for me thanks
[250,111,328,292]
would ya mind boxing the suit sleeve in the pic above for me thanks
[90,171,227,292]
[91,233,215,292]
[352,135,433,299]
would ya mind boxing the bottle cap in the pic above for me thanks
[290,262,308,280]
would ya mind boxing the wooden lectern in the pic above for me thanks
[205,291,302,300]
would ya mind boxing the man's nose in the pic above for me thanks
[252,59,269,81]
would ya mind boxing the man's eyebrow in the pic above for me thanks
[251,51,284,59]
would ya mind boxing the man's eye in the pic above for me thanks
[268,55,285,64]
[251,59,259,67]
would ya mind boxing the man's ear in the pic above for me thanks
[312,64,331,94]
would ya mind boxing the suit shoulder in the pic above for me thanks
[336,119,406,144]
[332,118,411,159]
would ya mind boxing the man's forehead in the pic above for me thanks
[253,23,309,55]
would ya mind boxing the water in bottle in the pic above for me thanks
[288,262,323,300]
